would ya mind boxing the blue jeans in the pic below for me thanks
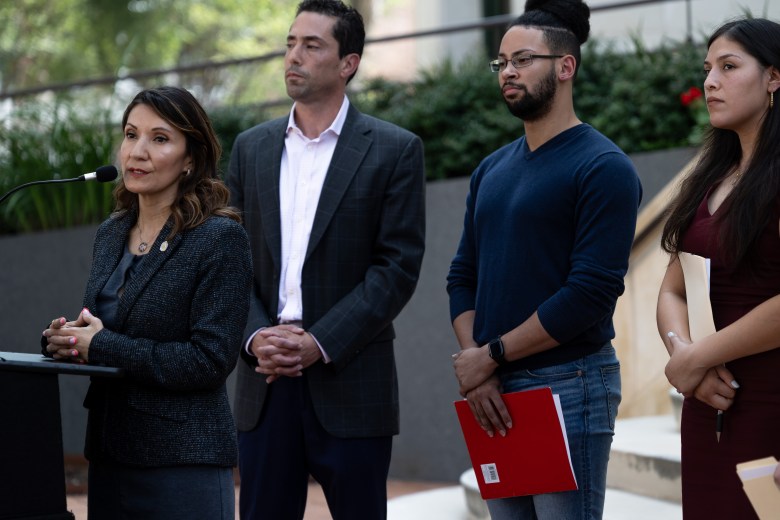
[487,343,621,520]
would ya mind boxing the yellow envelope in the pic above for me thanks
[736,456,780,520]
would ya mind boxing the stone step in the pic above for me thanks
[389,414,684,520]
[604,488,682,519]
[607,415,682,503]
[387,476,682,520]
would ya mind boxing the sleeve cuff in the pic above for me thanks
[307,332,331,364]
[244,328,265,357]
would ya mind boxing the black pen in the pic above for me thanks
[716,409,723,442]
[714,367,740,443]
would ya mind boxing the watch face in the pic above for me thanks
[489,338,505,364]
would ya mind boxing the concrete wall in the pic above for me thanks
[612,147,698,420]
[0,147,693,482]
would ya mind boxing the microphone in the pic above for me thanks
[80,165,119,182]
[0,165,118,205]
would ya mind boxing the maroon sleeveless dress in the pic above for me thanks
[678,186,780,519]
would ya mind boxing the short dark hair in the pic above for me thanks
[509,0,591,77]
[297,0,365,82]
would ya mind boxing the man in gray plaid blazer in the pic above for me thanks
[226,1,425,518]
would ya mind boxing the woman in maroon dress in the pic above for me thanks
[657,17,780,519]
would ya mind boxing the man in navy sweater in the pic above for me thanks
[447,1,641,519]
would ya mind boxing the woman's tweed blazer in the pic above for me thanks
[81,211,251,468]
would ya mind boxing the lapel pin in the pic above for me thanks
[160,241,169,252]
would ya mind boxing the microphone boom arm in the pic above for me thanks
[0,177,85,206]
[0,166,116,206]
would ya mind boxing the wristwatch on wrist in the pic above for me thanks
[487,336,508,366]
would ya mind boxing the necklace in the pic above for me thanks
[136,212,170,253]
[730,167,744,186]
[136,221,150,253]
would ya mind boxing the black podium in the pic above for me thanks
[0,352,123,519]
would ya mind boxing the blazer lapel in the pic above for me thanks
[114,219,181,330]
[84,214,133,310]
[306,106,371,260]
[256,121,286,270]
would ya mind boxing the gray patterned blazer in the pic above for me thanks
[228,104,426,438]
[81,211,251,467]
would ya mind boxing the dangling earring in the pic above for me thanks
[185,168,191,177]
[771,91,775,110]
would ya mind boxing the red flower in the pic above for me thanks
[680,86,703,107]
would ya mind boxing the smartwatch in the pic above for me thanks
[487,336,508,366]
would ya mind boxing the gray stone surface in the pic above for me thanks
[607,415,682,503]
[629,146,698,211]
[390,177,473,480]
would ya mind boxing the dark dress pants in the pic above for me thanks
[238,375,392,520]
[88,462,234,520]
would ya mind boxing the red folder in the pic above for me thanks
[454,387,577,500]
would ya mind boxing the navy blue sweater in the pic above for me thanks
[447,124,642,369]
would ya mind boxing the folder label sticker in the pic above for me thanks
[481,463,500,484]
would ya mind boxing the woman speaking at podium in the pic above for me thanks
[41,86,251,519]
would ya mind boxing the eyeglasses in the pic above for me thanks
[489,54,564,73]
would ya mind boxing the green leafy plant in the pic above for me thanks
[354,37,707,180]
[1,35,713,234]
[0,100,118,234]
[209,103,275,175]
[354,56,521,180]
[576,36,706,152]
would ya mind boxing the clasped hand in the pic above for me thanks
[452,346,496,396]
[665,333,738,411]
[43,308,103,362]
[251,324,322,383]
[664,334,706,396]
[452,347,512,437]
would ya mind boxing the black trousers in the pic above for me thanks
[237,375,392,520]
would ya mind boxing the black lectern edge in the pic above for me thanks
[0,351,124,377]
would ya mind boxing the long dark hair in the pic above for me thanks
[113,86,240,236]
[661,18,780,267]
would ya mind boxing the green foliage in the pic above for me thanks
[2,36,712,234]
[0,0,297,103]
[209,103,274,175]
[354,56,521,180]
[577,37,706,152]
[354,37,707,180]
[0,100,118,234]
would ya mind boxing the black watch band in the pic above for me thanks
[487,336,508,366]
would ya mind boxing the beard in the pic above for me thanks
[503,66,558,122]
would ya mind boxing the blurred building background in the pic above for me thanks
[361,0,780,81]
